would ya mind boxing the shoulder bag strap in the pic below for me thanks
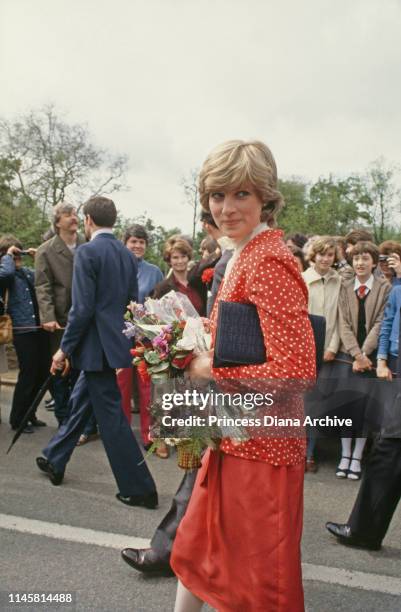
[4,288,9,313]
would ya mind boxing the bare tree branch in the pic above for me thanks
[0,105,129,215]
[181,168,200,241]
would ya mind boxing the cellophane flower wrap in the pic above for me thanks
[123,290,218,469]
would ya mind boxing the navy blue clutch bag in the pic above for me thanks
[213,301,325,371]
[213,302,266,368]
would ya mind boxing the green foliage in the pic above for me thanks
[0,157,47,246]
[192,230,204,258]
[306,175,371,236]
[359,158,401,243]
[279,168,401,240]
[2,105,401,248]
[278,179,309,234]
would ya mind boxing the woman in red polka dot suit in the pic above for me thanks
[171,140,316,612]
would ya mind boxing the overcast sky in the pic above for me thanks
[1,0,401,232]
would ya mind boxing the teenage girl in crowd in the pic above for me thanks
[302,236,341,472]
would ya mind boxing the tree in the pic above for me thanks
[278,178,309,234]
[359,158,401,243]
[0,104,128,218]
[181,168,200,242]
[0,156,46,246]
[306,175,372,236]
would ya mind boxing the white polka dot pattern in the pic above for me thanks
[210,229,316,466]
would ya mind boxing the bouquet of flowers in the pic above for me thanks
[123,291,218,469]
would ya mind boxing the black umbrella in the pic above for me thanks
[6,360,70,455]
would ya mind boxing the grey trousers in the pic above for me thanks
[151,469,197,561]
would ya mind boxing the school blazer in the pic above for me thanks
[338,276,391,358]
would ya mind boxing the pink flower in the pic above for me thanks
[152,333,170,354]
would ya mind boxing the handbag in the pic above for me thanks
[213,302,266,368]
[0,289,13,345]
[213,301,326,371]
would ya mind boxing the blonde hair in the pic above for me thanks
[198,140,284,226]
[303,235,321,263]
[309,236,339,263]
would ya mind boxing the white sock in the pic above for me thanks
[174,580,204,612]
[349,438,366,472]
[352,437,366,461]
[338,438,352,469]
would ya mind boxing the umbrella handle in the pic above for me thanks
[61,358,70,377]
[50,358,70,378]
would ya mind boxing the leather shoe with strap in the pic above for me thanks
[121,548,174,577]
[325,522,381,551]
[36,457,64,486]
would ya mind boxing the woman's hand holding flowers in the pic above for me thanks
[188,349,213,382]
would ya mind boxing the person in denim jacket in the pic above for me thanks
[376,284,401,377]
[0,235,50,433]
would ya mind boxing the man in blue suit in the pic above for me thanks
[36,196,158,509]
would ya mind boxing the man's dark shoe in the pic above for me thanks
[30,417,47,427]
[36,457,64,486]
[116,491,158,509]
[12,424,34,434]
[121,548,174,577]
[325,522,381,551]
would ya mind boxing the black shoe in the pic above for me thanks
[325,522,381,551]
[36,457,64,486]
[121,548,174,577]
[30,417,47,427]
[116,491,158,509]
[12,424,34,434]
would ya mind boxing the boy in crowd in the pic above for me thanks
[335,242,391,480]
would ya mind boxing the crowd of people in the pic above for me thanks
[289,230,401,477]
[0,139,400,611]
[0,207,215,439]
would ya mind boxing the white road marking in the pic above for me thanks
[302,562,401,596]
[0,513,150,550]
[1,513,400,596]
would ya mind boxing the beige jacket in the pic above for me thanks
[302,266,341,353]
[35,234,86,326]
[338,276,391,357]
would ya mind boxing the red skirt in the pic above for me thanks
[171,449,305,612]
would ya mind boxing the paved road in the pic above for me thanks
[0,386,400,611]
